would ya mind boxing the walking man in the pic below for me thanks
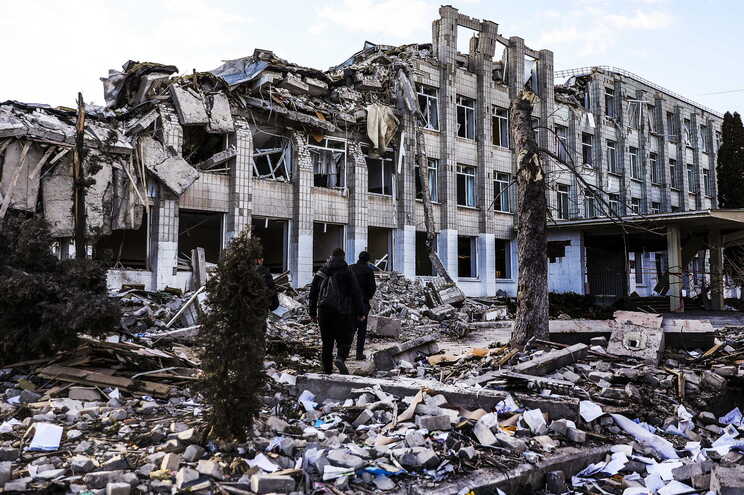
[350,251,376,360]
[308,248,363,374]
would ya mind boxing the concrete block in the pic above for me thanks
[183,444,205,462]
[512,344,588,376]
[106,482,131,495]
[400,448,439,470]
[368,315,402,338]
[0,448,19,461]
[140,136,199,196]
[251,474,296,494]
[160,453,181,471]
[70,455,97,473]
[494,433,527,453]
[415,415,451,431]
[279,73,309,95]
[176,467,199,489]
[566,427,586,443]
[196,460,223,480]
[352,409,374,427]
[0,462,11,486]
[701,370,727,390]
[169,85,208,125]
[327,449,364,469]
[546,470,567,494]
[68,387,101,402]
[710,465,744,494]
[606,324,665,365]
[473,418,497,446]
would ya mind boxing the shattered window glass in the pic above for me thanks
[308,137,346,188]
[252,134,291,181]
[582,133,593,166]
[364,147,395,196]
[416,84,439,131]
[699,124,708,152]
[456,95,476,140]
[629,147,640,179]
[415,158,439,203]
[604,88,616,118]
[554,124,568,162]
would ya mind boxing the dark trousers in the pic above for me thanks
[353,306,370,358]
[318,309,353,374]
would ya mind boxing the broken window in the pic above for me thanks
[585,192,597,218]
[178,210,223,265]
[252,134,291,181]
[687,164,697,192]
[547,240,570,262]
[368,226,393,269]
[530,116,540,141]
[651,202,661,214]
[182,125,228,167]
[699,124,708,152]
[606,140,618,174]
[493,172,511,213]
[629,147,640,180]
[415,158,439,202]
[666,112,677,140]
[524,55,538,93]
[415,231,436,276]
[630,197,641,214]
[417,84,439,131]
[634,252,644,284]
[627,101,641,129]
[313,222,344,272]
[94,213,149,269]
[456,95,476,140]
[703,169,711,196]
[555,124,568,162]
[650,152,661,184]
[605,88,616,118]
[556,183,570,220]
[581,133,593,166]
[608,193,620,216]
[715,131,722,152]
[365,147,395,196]
[683,118,692,146]
[492,106,509,148]
[309,137,346,188]
[495,238,511,279]
[646,104,656,133]
[456,165,476,207]
[251,217,288,274]
[457,236,477,278]
[669,159,679,189]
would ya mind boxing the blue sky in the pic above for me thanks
[1,0,741,115]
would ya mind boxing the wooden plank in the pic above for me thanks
[38,365,170,397]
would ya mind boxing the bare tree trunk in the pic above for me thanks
[73,93,87,259]
[510,91,549,348]
[415,127,453,283]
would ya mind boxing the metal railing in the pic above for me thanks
[554,66,722,118]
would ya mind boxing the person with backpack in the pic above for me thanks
[349,251,377,360]
[256,256,280,312]
[308,248,364,374]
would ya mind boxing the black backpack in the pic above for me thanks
[317,271,351,314]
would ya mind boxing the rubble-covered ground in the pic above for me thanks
[1,273,744,494]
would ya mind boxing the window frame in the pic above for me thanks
[415,157,439,203]
[687,164,698,193]
[308,137,347,189]
[555,124,568,163]
[669,159,679,189]
[629,147,641,180]
[630,197,641,215]
[703,168,711,197]
[650,202,661,214]
[606,140,618,174]
[456,164,477,207]
[364,147,396,196]
[416,84,439,131]
[492,106,509,148]
[699,124,708,153]
[581,133,593,167]
[456,95,476,140]
[650,152,660,184]
[494,172,512,213]
[608,193,620,216]
[605,87,616,118]
[495,238,511,279]
[556,183,570,220]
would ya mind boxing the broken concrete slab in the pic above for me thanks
[42,161,74,237]
[512,343,588,376]
[367,315,401,338]
[206,93,234,134]
[409,446,612,495]
[372,335,439,371]
[613,310,663,329]
[140,136,199,196]
[296,373,507,412]
[606,324,665,365]
[194,147,237,170]
[169,86,208,125]
[710,465,744,494]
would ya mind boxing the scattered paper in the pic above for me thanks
[495,395,519,415]
[580,400,604,422]
[247,453,279,473]
[522,409,547,435]
[0,418,21,434]
[658,480,694,495]
[719,407,743,427]
[611,414,678,460]
[646,460,683,481]
[298,390,317,412]
[28,423,63,451]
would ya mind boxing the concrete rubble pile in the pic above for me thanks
[3,278,744,494]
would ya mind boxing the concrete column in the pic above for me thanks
[674,106,689,210]
[226,125,252,242]
[690,113,702,210]
[478,233,496,295]
[394,224,416,279]
[149,110,182,290]
[706,117,719,207]
[667,225,684,312]
[709,229,724,310]
[654,97,672,211]
[289,132,314,287]
[347,142,368,263]
[637,90,651,214]
[438,228,459,278]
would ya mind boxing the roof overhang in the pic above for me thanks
[548,209,744,237]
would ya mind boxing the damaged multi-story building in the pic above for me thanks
[1,6,739,312]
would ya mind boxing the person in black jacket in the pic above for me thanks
[349,251,377,360]
[308,248,363,374]
[256,256,280,311]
